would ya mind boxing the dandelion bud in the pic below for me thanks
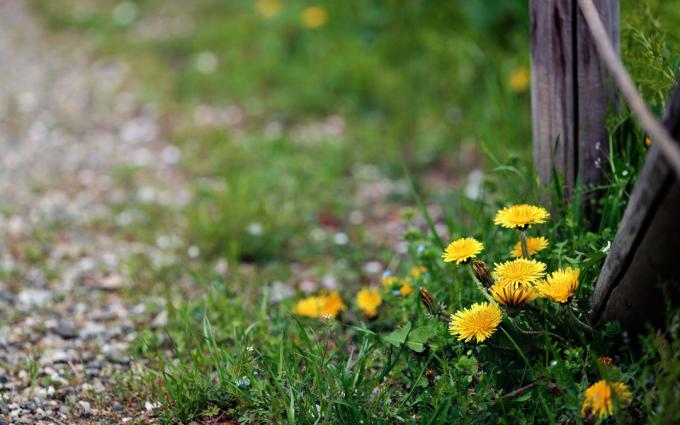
[419,287,437,315]
[472,260,494,288]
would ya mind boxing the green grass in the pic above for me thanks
[29,0,680,423]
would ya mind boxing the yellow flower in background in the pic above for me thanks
[301,6,328,29]
[381,275,398,289]
[320,291,345,317]
[356,287,382,318]
[509,67,530,93]
[256,0,283,18]
[493,258,546,289]
[409,265,427,279]
[293,291,345,318]
[399,281,413,296]
[645,136,651,147]
[449,302,503,343]
[581,380,632,418]
[510,236,549,258]
[490,282,537,306]
[494,204,550,230]
[537,267,580,303]
[442,237,484,264]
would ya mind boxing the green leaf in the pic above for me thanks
[405,325,438,353]
[382,322,412,348]
[515,390,533,402]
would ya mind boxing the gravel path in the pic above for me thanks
[0,2,188,423]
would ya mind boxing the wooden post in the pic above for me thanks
[530,0,619,221]
[591,83,680,331]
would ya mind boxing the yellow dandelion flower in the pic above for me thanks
[320,291,346,317]
[293,291,345,318]
[645,136,651,147]
[493,258,546,289]
[442,237,484,264]
[293,295,323,318]
[356,287,382,318]
[301,6,327,29]
[494,204,550,230]
[510,236,549,258]
[581,380,632,418]
[256,0,283,18]
[490,282,537,306]
[409,266,427,279]
[399,281,413,296]
[536,267,580,303]
[449,302,503,343]
[381,275,398,289]
[509,67,530,93]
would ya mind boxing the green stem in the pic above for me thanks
[519,231,530,259]
[466,264,496,304]
[509,316,566,343]
[565,306,595,334]
[499,325,530,367]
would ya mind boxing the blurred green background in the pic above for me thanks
[32,0,680,264]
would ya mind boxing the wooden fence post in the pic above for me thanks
[530,0,619,221]
[591,83,680,331]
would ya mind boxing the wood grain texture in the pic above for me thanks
[531,0,618,219]
[531,0,576,192]
[576,0,619,218]
[591,82,680,330]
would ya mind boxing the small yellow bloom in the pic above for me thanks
[399,281,413,296]
[356,287,382,318]
[449,302,503,343]
[293,291,346,318]
[536,267,579,303]
[581,380,632,418]
[381,275,398,289]
[509,67,530,93]
[493,258,546,289]
[442,237,484,264]
[491,282,537,306]
[301,6,328,29]
[645,136,651,147]
[494,204,550,230]
[409,266,427,279]
[256,0,283,18]
[510,236,549,258]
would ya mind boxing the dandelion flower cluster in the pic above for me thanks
[510,236,549,258]
[449,302,503,343]
[356,288,382,318]
[494,204,549,230]
[490,282,537,306]
[442,237,484,264]
[581,380,632,418]
[293,292,345,318]
[536,267,579,303]
[493,258,546,289]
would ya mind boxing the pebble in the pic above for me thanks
[53,321,79,339]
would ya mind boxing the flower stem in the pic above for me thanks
[519,231,530,259]
[499,325,530,367]
[565,306,595,334]
[466,264,496,304]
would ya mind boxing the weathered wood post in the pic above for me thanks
[591,83,680,331]
[530,0,619,221]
